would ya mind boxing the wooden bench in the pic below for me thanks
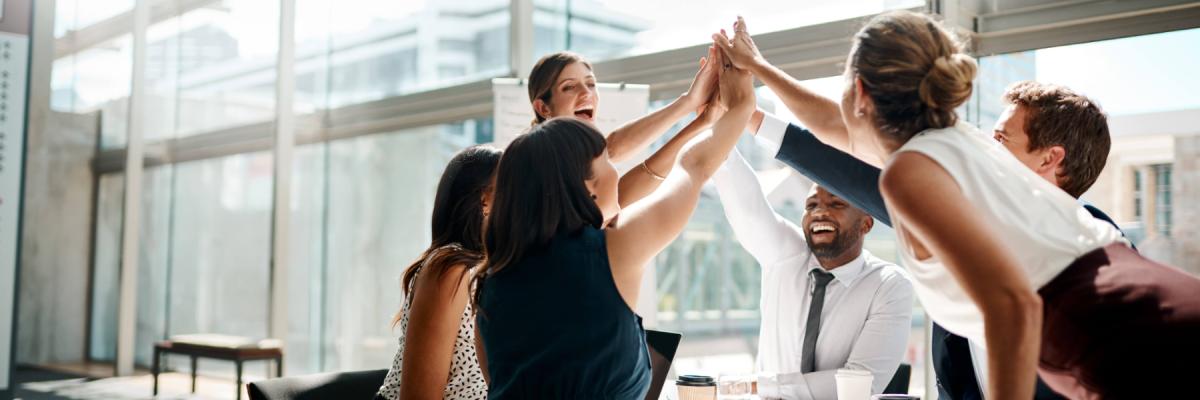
[152,334,283,400]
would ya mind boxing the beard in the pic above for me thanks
[805,228,860,259]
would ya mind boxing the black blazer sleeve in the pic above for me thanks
[773,123,892,227]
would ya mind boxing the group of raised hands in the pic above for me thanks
[679,17,767,128]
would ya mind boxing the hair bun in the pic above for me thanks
[919,53,977,111]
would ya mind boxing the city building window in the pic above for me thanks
[1154,164,1172,236]
[1133,168,1143,219]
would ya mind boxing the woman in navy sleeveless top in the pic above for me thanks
[479,225,650,399]
[473,50,756,399]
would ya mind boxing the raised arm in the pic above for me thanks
[711,148,809,269]
[881,152,1041,400]
[604,48,717,164]
[617,99,714,207]
[605,48,755,310]
[714,17,853,154]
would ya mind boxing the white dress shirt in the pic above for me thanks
[712,148,915,400]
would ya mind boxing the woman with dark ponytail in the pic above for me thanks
[376,145,500,400]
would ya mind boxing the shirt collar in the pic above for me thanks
[807,251,868,288]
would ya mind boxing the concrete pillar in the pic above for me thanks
[1171,136,1200,276]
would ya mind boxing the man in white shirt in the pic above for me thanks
[711,149,914,399]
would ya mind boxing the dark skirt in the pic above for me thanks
[1037,243,1200,399]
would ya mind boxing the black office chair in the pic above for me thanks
[246,369,387,400]
[883,363,912,394]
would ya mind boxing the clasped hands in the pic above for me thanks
[681,16,764,128]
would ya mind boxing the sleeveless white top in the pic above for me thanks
[889,122,1124,344]
[377,270,487,400]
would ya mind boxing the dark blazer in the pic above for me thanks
[771,122,1129,400]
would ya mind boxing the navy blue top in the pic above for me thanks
[478,225,651,400]
[774,123,1131,400]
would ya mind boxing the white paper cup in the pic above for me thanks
[835,369,874,400]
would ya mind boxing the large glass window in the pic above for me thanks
[970,28,1200,130]
[286,119,491,374]
[541,0,922,62]
[54,0,134,38]
[87,166,175,367]
[156,2,280,137]
[88,173,124,362]
[294,0,510,113]
[168,152,274,341]
[51,35,133,148]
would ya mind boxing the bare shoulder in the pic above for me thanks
[880,151,962,205]
[414,261,474,301]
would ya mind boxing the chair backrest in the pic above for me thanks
[883,363,912,394]
[247,369,388,400]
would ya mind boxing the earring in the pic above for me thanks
[590,193,598,200]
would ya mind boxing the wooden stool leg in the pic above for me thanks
[152,348,160,396]
[276,356,283,377]
[190,356,198,393]
[235,360,244,400]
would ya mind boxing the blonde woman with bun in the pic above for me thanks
[714,11,1200,400]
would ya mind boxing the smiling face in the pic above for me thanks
[993,103,1064,187]
[801,185,873,266]
[534,61,598,123]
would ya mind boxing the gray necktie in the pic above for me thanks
[801,269,836,373]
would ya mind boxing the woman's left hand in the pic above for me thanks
[681,46,719,112]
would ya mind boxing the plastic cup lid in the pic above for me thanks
[676,374,717,386]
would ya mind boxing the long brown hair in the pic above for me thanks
[850,11,977,142]
[528,52,593,125]
[393,145,502,327]
[470,118,607,313]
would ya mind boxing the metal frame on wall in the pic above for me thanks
[57,0,1200,381]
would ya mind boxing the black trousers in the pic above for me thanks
[931,323,1065,400]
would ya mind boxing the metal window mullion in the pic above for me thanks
[510,0,533,78]
[115,0,150,377]
[268,0,296,348]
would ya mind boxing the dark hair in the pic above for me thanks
[850,11,977,143]
[528,52,593,125]
[393,145,502,327]
[471,117,607,311]
[1002,81,1111,197]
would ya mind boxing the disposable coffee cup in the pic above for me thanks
[834,369,873,400]
[676,374,717,400]
[872,395,920,400]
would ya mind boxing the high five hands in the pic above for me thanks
[712,17,757,116]
[683,16,762,129]
[712,16,766,72]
